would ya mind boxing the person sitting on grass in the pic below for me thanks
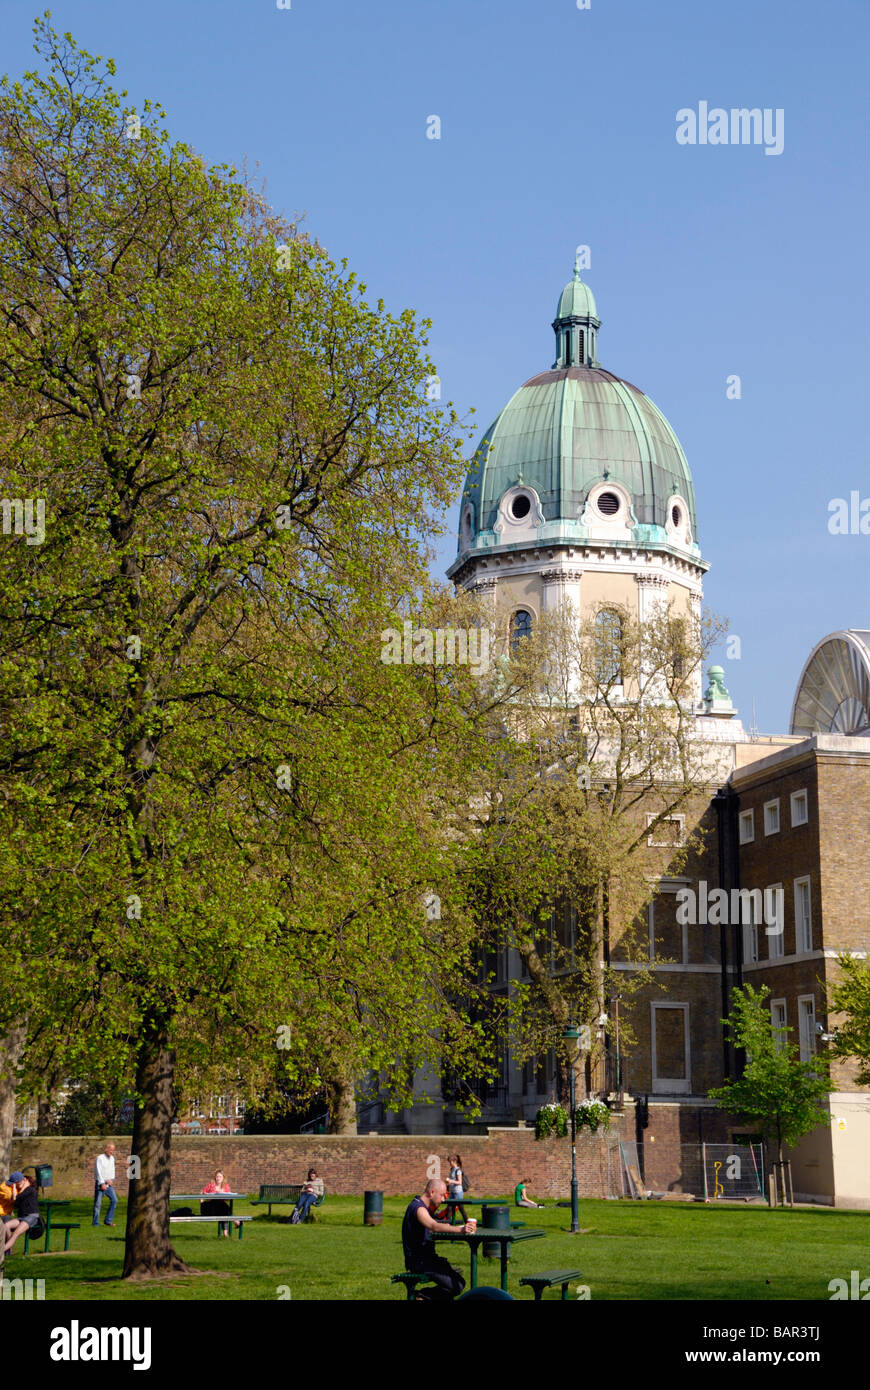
[515,1178,544,1209]
[290,1169,324,1225]
[2,1172,41,1255]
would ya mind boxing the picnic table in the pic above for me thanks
[170,1192,245,1237]
[432,1227,545,1292]
[23,1198,77,1253]
[170,1192,244,1211]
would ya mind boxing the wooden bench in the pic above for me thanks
[519,1269,585,1301]
[169,1215,253,1240]
[24,1222,80,1254]
[250,1184,326,1218]
[391,1272,439,1300]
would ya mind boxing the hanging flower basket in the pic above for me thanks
[575,1099,611,1133]
[534,1102,568,1140]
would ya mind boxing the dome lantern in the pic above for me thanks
[552,259,601,369]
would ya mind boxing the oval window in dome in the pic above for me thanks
[671,504,682,527]
[597,491,621,517]
[511,493,532,520]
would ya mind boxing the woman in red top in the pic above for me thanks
[201,1169,233,1236]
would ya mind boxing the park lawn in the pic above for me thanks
[4,1195,866,1301]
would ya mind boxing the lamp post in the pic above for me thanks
[563,1022,581,1234]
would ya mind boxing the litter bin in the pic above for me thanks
[481,1203,509,1260]
[363,1190,383,1226]
[34,1164,53,1192]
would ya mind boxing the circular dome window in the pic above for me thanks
[671,504,682,527]
[596,491,621,517]
[510,493,532,520]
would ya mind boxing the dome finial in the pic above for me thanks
[573,250,583,280]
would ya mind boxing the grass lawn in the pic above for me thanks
[4,1195,865,1300]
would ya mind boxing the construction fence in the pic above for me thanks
[608,1139,766,1202]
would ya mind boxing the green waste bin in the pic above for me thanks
[481,1203,509,1259]
[363,1190,383,1226]
[34,1163,53,1191]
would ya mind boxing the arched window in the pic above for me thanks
[595,609,623,685]
[510,608,533,653]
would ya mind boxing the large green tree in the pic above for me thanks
[709,983,832,1177]
[0,21,497,1277]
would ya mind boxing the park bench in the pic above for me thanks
[519,1269,585,1301]
[250,1184,326,1218]
[391,1272,439,1300]
[169,1214,253,1240]
[24,1221,80,1254]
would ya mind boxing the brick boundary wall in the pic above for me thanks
[11,1127,617,1200]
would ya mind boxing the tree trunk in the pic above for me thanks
[36,1095,54,1135]
[326,1073,357,1135]
[0,1023,27,1176]
[122,1015,190,1278]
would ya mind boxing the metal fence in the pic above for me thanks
[608,1139,765,1201]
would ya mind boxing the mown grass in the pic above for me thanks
[3,1195,866,1300]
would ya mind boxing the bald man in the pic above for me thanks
[401,1178,470,1301]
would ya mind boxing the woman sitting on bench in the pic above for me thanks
[291,1169,324,1225]
[201,1169,235,1237]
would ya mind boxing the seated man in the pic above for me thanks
[402,1178,472,1301]
[3,1172,41,1255]
[515,1179,544,1209]
[290,1169,324,1225]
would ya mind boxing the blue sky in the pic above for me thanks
[4,0,869,732]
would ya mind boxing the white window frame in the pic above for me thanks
[794,876,813,953]
[763,799,780,835]
[770,998,788,1052]
[651,1002,691,1095]
[738,808,755,844]
[798,995,817,1061]
[790,789,808,827]
[646,813,686,848]
[766,883,784,957]
[742,892,760,964]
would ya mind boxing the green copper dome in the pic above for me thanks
[453,271,701,562]
[556,267,598,322]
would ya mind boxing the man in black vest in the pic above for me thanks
[401,1178,471,1301]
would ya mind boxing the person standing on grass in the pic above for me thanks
[290,1169,324,1225]
[447,1153,468,1224]
[402,1178,472,1301]
[93,1140,117,1227]
[3,1173,41,1255]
